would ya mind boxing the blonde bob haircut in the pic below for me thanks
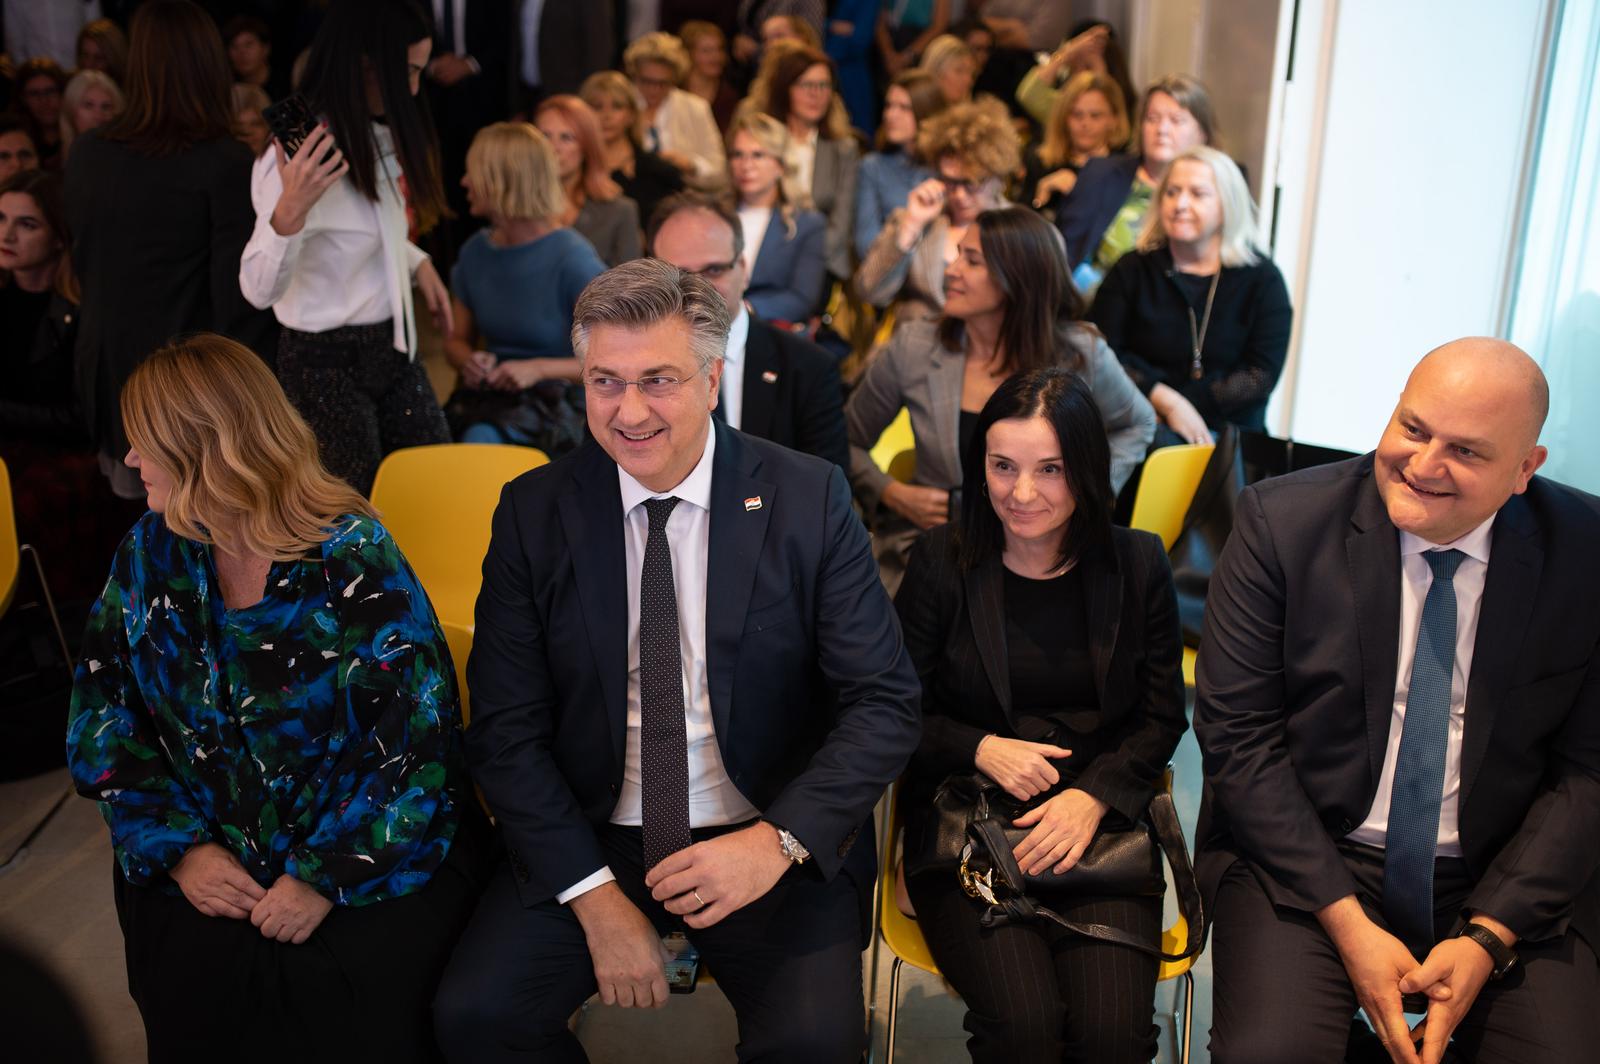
[918,35,975,86]
[580,70,644,142]
[61,69,125,156]
[1136,145,1260,267]
[121,334,376,561]
[624,31,691,84]
[1039,71,1129,169]
[915,97,1020,184]
[465,121,566,223]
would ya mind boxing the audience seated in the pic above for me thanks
[743,42,860,281]
[1056,73,1221,296]
[0,115,41,182]
[443,122,604,453]
[230,83,271,158]
[240,0,452,497]
[678,20,739,132]
[918,34,978,107]
[10,58,67,169]
[1089,146,1292,445]
[581,70,687,231]
[221,15,289,103]
[535,95,643,267]
[846,206,1154,590]
[855,98,1017,334]
[647,191,848,470]
[1025,70,1128,214]
[67,334,489,1064]
[852,69,941,262]
[727,111,828,325]
[626,31,727,192]
[895,365,1187,1063]
[58,71,122,163]
[70,0,275,503]
[75,18,129,86]
[1015,20,1137,135]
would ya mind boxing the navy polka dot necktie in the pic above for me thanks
[1382,548,1466,947]
[640,496,693,871]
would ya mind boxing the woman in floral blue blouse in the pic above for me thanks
[66,333,488,1063]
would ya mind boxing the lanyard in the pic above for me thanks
[1186,270,1221,380]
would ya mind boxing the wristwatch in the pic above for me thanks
[769,823,811,865]
[1455,921,1518,980]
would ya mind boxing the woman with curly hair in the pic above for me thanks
[853,97,1018,335]
[68,333,488,1063]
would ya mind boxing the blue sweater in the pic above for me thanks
[450,228,605,361]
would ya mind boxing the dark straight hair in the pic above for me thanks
[99,1,236,156]
[0,169,76,302]
[937,206,1092,378]
[956,367,1114,572]
[298,0,446,232]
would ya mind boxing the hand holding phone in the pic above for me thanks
[267,121,349,237]
[261,93,318,158]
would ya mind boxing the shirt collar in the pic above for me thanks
[723,304,750,366]
[1399,513,1495,566]
[617,419,717,516]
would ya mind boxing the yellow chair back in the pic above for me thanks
[870,408,916,483]
[1129,443,1215,550]
[370,443,548,631]
[878,784,941,977]
[441,619,474,726]
[0,459,19,614]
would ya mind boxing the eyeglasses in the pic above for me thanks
[585,373,699,399]
[683,258,739,280]
[794,78,833,94]
[635,74,675,89]
[939,175,980,195]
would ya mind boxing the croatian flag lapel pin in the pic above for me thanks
[761,370,779,383]
[744,496,763,511]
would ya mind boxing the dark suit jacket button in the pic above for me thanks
[1340,818,1354,834]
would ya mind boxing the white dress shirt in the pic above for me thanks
[518,0,548,87]
[719,304,751,429]
[557,427,761,902]
[240,123,428,357]
[737,206,772,278]
[1347,515,1496,857]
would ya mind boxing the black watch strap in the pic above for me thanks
[1455,922,1518,979]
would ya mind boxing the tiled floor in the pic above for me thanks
[0,726,1212,1063]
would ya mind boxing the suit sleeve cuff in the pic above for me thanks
[556,866,616,904]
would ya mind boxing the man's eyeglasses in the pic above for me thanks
[585,374,698,399]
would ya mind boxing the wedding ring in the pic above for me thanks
[693,889,706,908]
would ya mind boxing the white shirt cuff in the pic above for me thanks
[555,866,616,904]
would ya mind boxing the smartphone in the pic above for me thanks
[261,93,318,157]
[662,932,701,994]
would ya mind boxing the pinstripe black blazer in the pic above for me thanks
[894,522,1187,822]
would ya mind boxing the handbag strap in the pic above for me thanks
[973,791,1206,963]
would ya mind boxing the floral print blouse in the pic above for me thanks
[67,513,465,906]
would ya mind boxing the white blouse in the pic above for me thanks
[240,123,428,357]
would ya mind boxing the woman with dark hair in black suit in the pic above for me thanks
[894,366,1188,1063]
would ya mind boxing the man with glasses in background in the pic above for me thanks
[435,257,920,1062]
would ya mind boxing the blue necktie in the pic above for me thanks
[1382,548,1465,946]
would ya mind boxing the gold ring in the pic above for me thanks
[693,889,706,908]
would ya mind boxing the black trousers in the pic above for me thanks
[113,830,486,1064]
[1209,845,1600,1063]
[904,869,1163,1064]
[276,321,449,496]
[433,823,867,1063]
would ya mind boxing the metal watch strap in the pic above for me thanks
[1456,922,1518,979]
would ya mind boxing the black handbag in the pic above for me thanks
[908,772,1204,961]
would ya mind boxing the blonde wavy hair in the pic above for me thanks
[580,70,644,142]
[121,334,376,561]
[60,69,124,157]
[1039,71,1129,170]
[624,31,691,84]
[1136,145,1261,267]
[465,121,566,222]
[726,111,801,238]
[916,97,1020,183]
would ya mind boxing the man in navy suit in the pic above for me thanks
[648,192,849,472]
[1196,339,1600,1063]
[434,258,920,1062]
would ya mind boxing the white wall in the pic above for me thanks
[1271,0,1554,451]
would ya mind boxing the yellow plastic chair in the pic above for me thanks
[370,443,548,632]
[877,769,1198,1064]
[1129,444,1215,687]
[870,408,916,484]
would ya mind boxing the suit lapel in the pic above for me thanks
[750,210,785,288]
[1082,545,1123,708]
[1459,495,1542,813]
[1346,473,1403,789]
[740,317,780,441]
[556,444,630,772]
[964,556,1012,721]
[924,344,964,485]
[704,423,776,742]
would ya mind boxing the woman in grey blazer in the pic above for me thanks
[847,207,1154,591]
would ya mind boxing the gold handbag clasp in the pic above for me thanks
[957,841,997,905]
